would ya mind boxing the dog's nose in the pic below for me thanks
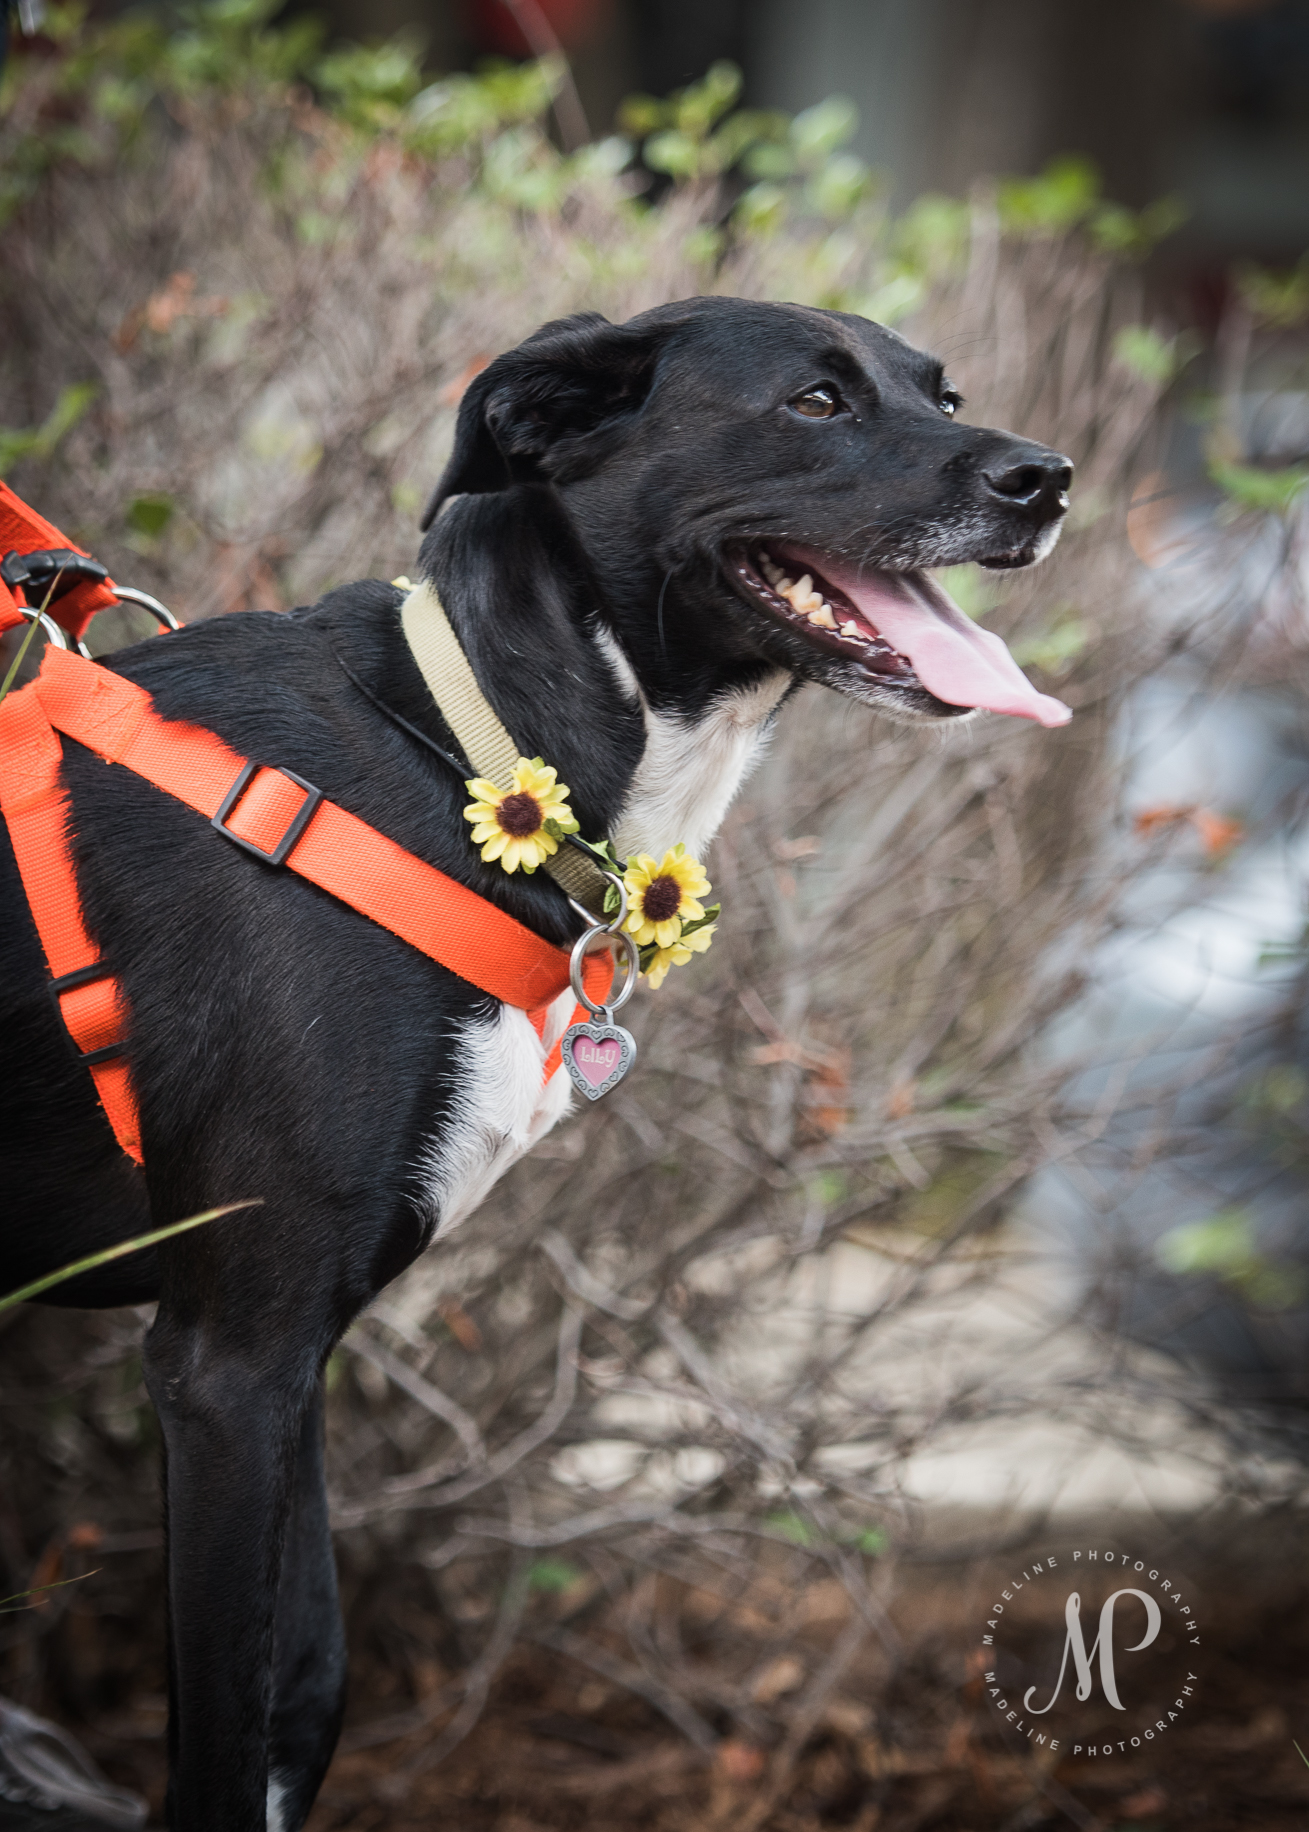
[982,447,1073,513]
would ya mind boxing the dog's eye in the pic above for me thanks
[790,385,843,420]
[939,388,964,418]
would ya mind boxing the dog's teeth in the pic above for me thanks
[794,574,814,598]
[840,619,860,637]
[809,604,837,629]
[778,575,795,594]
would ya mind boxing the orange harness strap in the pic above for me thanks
[0,646,609,1163]
[0,679,143,1158]
[0,481,120,637]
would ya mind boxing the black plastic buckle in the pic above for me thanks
[211,761,323,866]
[1,548,109,604]
[48,963,126,1065]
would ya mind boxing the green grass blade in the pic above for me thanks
[0,1200,260,1312]
[0,1570,102,1614]
[0,607,47,705]
[1,571,66,707]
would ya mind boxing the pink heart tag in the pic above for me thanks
[561,1019,636,1101]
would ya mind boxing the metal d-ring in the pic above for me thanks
[74,585,182,657]
[113,586,182,632]
[13,606,68,651]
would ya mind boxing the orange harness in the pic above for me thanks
[0,489,610,1166]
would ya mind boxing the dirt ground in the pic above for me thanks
[4,1546,1307,1832]
[4,1307,1307,1832]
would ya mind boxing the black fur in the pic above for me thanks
[1,297,1071,1830]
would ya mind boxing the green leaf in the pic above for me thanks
[1155,1209,1308,1311]
[671,60,741,139]
[935,565,998,623]
[711,108,789,173]
[892,193,969,276]
[742,141,797,182]
[1245,1064,1309,1115]
[1156,1210,1255,1276]
[1011,612,1089,677]
[764,1510,816,1546]
[314,34,425,117]
[678,903,721,940]
[526,1557,584,1593]
[859,271,924,326]
[1209,458,1309,517]
[616,93,667,137]
[1112,326,1199,387]
[806,152,872,219]
[1236,255,1309,328]
[0,382,98,478]
[790,95,859,168]
[811,1168,848,1205]
[126,493,174,539]
[1089,194,1186,257]
[734,181,787,236]
[683,225,723,267]
[643,128,702,178]
[997,155,1101,237]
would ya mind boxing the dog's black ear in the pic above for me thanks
[420,312,664,528]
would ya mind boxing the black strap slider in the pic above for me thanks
[211,762,324,866]
[47,963,127,1065]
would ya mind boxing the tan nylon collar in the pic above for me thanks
[400,579,612,913]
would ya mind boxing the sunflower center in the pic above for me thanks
[497,791,543,838]
[642,875,683,923]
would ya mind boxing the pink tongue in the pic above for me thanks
[801,554,1072,728]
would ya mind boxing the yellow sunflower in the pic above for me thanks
[643,921,717,990]
[464,757,579,873]
[622,845,711,949]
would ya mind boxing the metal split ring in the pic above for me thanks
[567,869,639,1017]
[568,923,639,1019]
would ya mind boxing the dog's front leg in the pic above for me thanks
[266,1381,347,1831]
[144,1308,324,1832]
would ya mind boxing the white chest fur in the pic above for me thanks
[418,650,790,1236]
[420,989,576,1240]
[593,630,791,860]
[614,677,790,859]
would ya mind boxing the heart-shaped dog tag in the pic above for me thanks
[561,1019,636,1101]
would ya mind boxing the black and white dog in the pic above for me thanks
[1,298,1071,1829]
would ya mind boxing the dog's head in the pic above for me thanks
[423,299,1073,728]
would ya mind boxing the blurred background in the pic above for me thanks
[3,2,1309,1828]
[298,0,1309,272]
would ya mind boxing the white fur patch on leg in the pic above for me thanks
[266,1773,289,1832]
